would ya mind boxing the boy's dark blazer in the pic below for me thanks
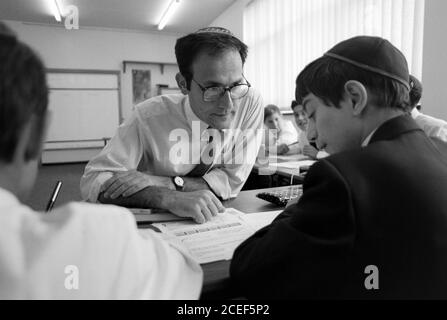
[231,115,447,299]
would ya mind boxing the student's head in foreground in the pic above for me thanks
[264,104,284,131]
[295,35,410,154]
[0,22,48,201]
[290,100,308,131]
[409,74,423,109]
[175,27,250,130]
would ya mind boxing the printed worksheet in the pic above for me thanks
[153,208,264,264]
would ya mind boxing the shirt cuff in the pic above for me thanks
[88,172,114,202]
[202,170,232,200]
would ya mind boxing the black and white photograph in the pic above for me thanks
[0,0,447,307]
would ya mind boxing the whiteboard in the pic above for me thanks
[46,89,119,141]
[43,70,121,162]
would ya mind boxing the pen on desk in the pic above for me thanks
[287,141,299,147]
[46,181,62,212]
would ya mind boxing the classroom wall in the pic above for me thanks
[421,0,447,120]
[2,20,185,163]
[5,0,446,122]
[209,0,250,40]
[3,20,181,120]
[4,20,178,69]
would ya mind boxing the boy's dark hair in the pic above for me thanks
[264,104,281,122]
[409,75,423,108]
[296,56,410,111]
[290,100,299,110]
[175,27,248,90]
[0,22,48,163]
[296,36,410,112]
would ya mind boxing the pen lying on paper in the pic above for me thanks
[46,181,62,212]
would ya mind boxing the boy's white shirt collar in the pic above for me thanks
[411,108,420,119]
[361,127,380,147]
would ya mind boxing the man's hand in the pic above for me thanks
[101,170,172,199]
[164,190,225,224]
[303,145,319,159]
[276,143,290,155]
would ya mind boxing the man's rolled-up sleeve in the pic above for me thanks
[80,113,145,202]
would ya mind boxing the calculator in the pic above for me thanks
[256,185,303,207]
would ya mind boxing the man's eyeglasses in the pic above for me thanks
[192,77,251,102]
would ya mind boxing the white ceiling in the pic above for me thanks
[0,0,237,34]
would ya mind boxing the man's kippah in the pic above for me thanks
[324,36,410,90]
[195,26,234,36]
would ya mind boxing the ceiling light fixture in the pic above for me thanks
[158,0,181,31]
[49,0,63,22]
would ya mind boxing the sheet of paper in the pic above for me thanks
[129,208,192,223]
[241,210,283,231]
[273,154,310,162]
[134,213,191,223]
[153,209,288,264]
[274,160,316,169]
[153,208,257,264]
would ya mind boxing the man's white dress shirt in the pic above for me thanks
[81,92,264,202]
[0,188,202,299]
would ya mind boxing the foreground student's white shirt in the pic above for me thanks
[411,108,447,142]
[0,188,202,299]
[80,92,263,202]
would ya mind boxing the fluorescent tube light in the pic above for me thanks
[49,0,62,22]
[158,0,181,30]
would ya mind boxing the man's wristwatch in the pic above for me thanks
[172,176,185,191]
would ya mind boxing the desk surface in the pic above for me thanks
[200,186,292,299]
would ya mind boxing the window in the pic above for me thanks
[244,0,425,110]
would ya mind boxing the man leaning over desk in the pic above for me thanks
[80,27,264,224]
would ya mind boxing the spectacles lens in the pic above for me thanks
[204,87,223,101]
[203,84,250,101]
[230,84,249,99]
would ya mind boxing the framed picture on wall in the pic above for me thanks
[121,61,179,121]
[132,69,151,105]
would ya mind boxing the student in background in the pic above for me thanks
[0,22,201,300]
[81,27,263,224]
[231,36,447,299]
[289,100,329,159]
[409,75,447,142]
[263,104,298,155]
